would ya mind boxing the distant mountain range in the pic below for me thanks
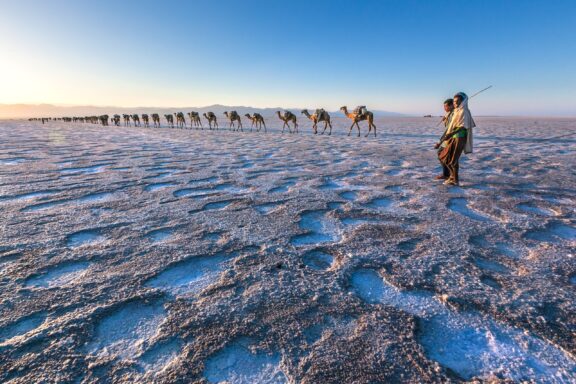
[0,103,406,119]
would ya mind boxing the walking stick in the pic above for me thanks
[469,85,492,99]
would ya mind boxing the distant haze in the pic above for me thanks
[0,104,406,119]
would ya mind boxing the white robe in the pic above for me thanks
[447,95,475,153]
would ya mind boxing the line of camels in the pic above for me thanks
[32,107,378,137]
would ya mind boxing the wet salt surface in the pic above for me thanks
[290,210,341,246]
[145,253,233,297]
[0,118,575,382]
[204,338,287,384]
[350,269,576,382]
[0,312,47,345]
[25,262,91,288]
[84,301,166,360]
[66,230,105,247]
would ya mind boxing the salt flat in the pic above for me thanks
[0,117,575,383]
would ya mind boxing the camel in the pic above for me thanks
[131,114,141,127]
[340,106,377,137]
[142,114,150,128]
[99,115,109,126]
[151,114,160,128]
[123,114,131,127]
[301,109,332,135]
[188,112,203,129]
[174,112,186,129]
[223,111,243,132]
[203,112,218,130]
[112,114,121,126]
[277,111,298,133]
[244,113,267,132]
[164,114,174,128]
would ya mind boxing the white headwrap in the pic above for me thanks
[447,93,475,153]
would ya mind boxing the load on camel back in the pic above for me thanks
[354,106,368,116]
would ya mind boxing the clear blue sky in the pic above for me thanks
[1,0,575,115]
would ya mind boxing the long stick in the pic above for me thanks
[469,85,492,98]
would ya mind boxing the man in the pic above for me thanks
[434,99,454,180]
[438,92,475,186]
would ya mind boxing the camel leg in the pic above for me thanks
[372,123,377,137]
[356,122,361,137]
[348,122,355,136]
[263,122,267,133]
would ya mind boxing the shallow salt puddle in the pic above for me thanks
[0,157,27,165]
[173,188,215,198]
[525,222,576,243]
[319,180,341,190]
[76,192,113,203]
[144,182,179,192]
[516,203,555,217]
[145,253,232,297]
[254,202,282,214]
[85,301,166,360]
[67,230,105,247]
[60,165,106,174]
[302,250,334,270]
[138,338,183,375]
[204,338,287,384]
[448,198,491,222]
[25,261,91,288]
[21,192,114,212]
[350,269,576,382]
[0,312,47,345]
[0,190,58,202]
[203,200,234,211]
[290,210,341,246]
[365,197,394,210]
[339,191,357,201]
[146,228,176,243]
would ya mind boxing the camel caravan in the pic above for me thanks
[34,106,378,137]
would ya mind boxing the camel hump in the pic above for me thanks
[354,106,367,114]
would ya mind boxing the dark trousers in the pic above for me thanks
[438,150,450,178]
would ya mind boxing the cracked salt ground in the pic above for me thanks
[350,269,576,382]
[1,118,575,382]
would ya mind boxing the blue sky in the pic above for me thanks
[1,0,575,115]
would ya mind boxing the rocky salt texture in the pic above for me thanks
[0,117,575,383]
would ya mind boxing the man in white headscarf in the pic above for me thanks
[438,92,475,185]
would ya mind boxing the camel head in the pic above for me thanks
[244,113,251,118]
[301,109,308,115]
[339,106,347,112]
